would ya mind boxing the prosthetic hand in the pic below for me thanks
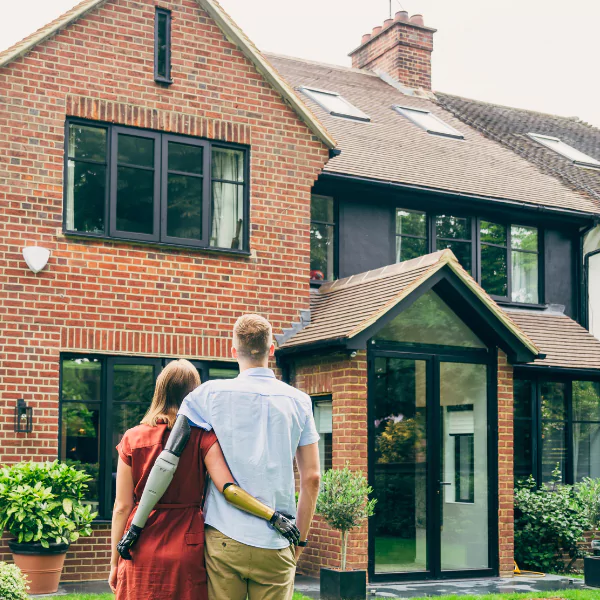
[223,483,300,545]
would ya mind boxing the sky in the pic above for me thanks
[1,0,599,127]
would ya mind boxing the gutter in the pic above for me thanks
[321,172,600,222]
[515,364,600,379]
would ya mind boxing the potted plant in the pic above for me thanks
[316,465,376,600]
[0,562,29,600]
[578,477,600,586]
[0,461,96,595]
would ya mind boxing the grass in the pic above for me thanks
[402,593,596,600]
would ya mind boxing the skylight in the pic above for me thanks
[300,87,370,122]
[394,105,464,139]
[528,133,600,169]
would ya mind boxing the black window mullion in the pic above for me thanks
[101,357,112,520]
[566,382,574,484]
[506,225,513,301]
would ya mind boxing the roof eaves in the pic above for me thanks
[0,0,106,69]
[199,0,337,150]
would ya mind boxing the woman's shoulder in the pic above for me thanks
[122,423,168,449]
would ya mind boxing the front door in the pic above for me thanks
[369,352,496,580]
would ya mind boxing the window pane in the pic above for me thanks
[156,12,168,78]
[212,148,244,183]
[541,381,567,420]
[454,434,474,503]
[438,240,472,273]
[118,135,155,168]
[168,142,203,175]
[396,236,427,263]
[311,195,334,223]
[514,379,533,420]
[61,402,100,508]
[211,182,244,249]
[514,419,533,481]
[310,222,334,281]
[480,221,506,246]
[541,421,567,484]
[436,215,471,240]
[573,422,600,481]
[573,381,600,422]
[481,244,508,297]
[61,358,102,401]
[208,367,238,380]
[511,225,538,252]
[116,166,155,234]
[167,174,203,240]
[512,250,538,303]
[66,161,105,233]
[314,400,333,474]
[112,364,155,404]
[395,107,463,138]
[68,125,107,162]
[375,290,485,348]
[396,209,426,238]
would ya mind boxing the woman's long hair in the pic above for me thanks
[141,359,200,429]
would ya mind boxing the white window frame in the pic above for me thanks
[393,105,464,139]
[528,133,600,169]
[300,87,370,122]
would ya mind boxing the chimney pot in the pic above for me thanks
[409,14,425,26]
[394,10,409,22]
[372,25,382,36]
[383,18,394,29]
[361,33,372,44]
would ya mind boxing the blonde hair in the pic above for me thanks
[233,314,273,362]
[141,359,200,429]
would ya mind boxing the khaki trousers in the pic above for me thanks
[205,526,297,600]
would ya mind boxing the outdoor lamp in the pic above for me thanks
[14,399,33,433]
[22,246,50,274]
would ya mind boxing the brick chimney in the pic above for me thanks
[349,12,436,90]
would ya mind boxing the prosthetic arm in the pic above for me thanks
[117,415,299,559]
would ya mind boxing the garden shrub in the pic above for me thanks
[576,477,600,531]
[0,562,29,600]
[515,469,591,572]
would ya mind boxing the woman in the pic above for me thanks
[109,359,269,599]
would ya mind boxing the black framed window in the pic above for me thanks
[396,209,427,263]
[155,8,172,84]
[64,120,249,252]
[435,215,473,273]
[60,355,238,519]
[510,225,539,304]
[454,433,475,503]
[310,195,336,282]
[514,377,600,485]
[480,221,508,298]
[312,395,333,473]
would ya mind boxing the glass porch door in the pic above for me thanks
[371,355,493,579]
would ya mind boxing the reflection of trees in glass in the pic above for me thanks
[113,365,155,403]
[573,381,600,421]
[63,404,97,437]
[376,418,425,465]
[61,359,101,401]
[64,459,99,502]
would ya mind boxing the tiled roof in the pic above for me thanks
[279,250,539,357]
[0,0,336,150]
[436,93,600,205]
[268,54,600,216]
[507,310,600,370]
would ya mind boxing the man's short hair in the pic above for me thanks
[233,314,273,361]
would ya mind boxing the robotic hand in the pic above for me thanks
[116,524,142,560]
[269,511,301,546]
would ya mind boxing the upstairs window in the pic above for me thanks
[300,87,370,122]
[155,8,172,84]
[528,133,600,169]
[310,195,336,282]
[394,106,464,139]
[435,215,473,273]
[396,209,427,262]
[65,121,248,252]
[510,225,539,304]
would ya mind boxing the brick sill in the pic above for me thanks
[59,232,253,259]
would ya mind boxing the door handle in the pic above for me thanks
[440,482,452,486]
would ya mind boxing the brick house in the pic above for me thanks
[2,1,600,586]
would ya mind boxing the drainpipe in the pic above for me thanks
[580,221,599,330]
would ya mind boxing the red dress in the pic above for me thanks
[115,423,217,600]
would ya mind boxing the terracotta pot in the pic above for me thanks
[8,540,69,595]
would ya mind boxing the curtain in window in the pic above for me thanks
[512,250,538,303]
[211,149,244,249]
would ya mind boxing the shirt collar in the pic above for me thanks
[238,367,276,379]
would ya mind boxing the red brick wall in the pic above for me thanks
[349,18,434,90]
[498,350,515,577]
[0,0,328,579]
[292,352,369,577]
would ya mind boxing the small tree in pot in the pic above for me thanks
[316,466,376,600]
[0,461,96,595]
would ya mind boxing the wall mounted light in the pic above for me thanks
[22,246,50,274]
[14,399,33,433]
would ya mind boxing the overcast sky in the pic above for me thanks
[2,0,599,127]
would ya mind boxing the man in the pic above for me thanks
[182,314,321,599]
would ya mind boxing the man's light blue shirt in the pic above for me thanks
[178,367,319,549]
